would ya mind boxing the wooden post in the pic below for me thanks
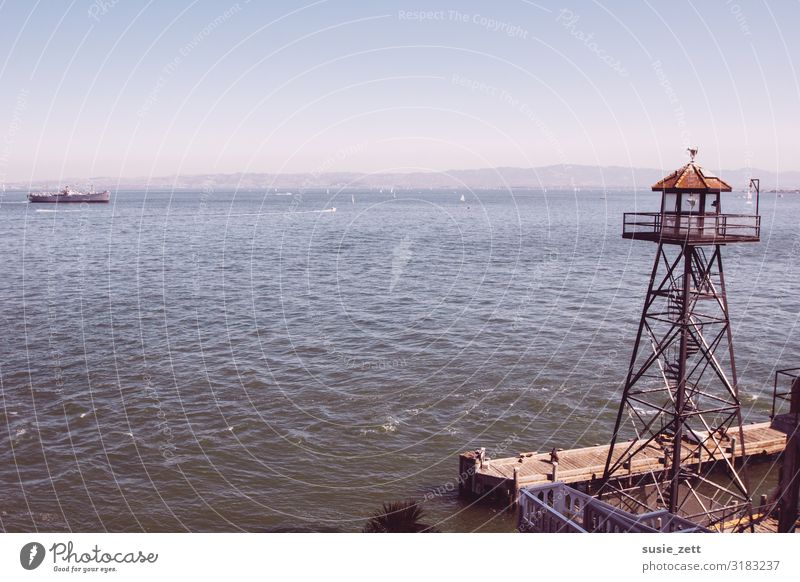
[778,377,800,532]
[778,440,799,532]
[458,451,479,498]
[551,462,558,482]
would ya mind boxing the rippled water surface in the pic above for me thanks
[1,189,797,532]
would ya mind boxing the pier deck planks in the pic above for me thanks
[464,421,788,497]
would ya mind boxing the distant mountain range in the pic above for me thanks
[11,164,800,191]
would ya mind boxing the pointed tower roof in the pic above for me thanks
[652,148,732,193]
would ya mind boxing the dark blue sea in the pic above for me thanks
[0,188,797,531]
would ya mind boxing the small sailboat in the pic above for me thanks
[745,182,753,205]
[351,194,355,205]
[459,193,465,203]
[391,187,396,198]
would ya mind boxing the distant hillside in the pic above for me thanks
[12,164,800,191]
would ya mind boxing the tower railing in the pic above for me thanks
[772,368,800,419]
[623,212,760,243]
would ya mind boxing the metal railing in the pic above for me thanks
[518,482,707,533]
[623,212,760,240]
[772,368,800,419]
[518,483,588,533]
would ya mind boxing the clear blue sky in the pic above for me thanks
[0,0,798,182]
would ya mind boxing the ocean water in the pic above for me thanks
[0,188,797,532]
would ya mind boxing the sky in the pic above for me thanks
[0,0,798,182]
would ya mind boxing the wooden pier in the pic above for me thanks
[459,420,790,506]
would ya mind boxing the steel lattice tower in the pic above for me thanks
[600,149,762,532]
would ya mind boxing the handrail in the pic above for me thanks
[518,492,586,533]
[773,368,800,419]
[622,212,760,240]
[518,482,708,533]
[624,212,761,220]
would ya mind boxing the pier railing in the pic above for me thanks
[622,212,760,243]
[772,368,800,419]
[518,482,707,533]
[771,367,800,439]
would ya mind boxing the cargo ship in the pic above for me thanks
[28,186,110,203]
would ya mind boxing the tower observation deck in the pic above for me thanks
[622,149,760,244]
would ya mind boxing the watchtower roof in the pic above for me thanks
[652,149,732,193]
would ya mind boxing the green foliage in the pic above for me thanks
[362,500,439,533]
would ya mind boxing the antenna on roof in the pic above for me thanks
[688,147,698,162]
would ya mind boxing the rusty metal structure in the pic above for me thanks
[600,149,761,531]
[772,368,800,532]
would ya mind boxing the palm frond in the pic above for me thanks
[362,500,439,533]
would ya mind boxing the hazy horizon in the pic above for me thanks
[1,1,798,183]
[8,162,800,192]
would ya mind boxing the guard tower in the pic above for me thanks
[601,149,761,531]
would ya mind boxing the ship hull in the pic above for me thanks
[28,191,110,203]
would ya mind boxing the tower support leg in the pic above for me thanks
[601,243,751,529]
[778,377,800,533]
